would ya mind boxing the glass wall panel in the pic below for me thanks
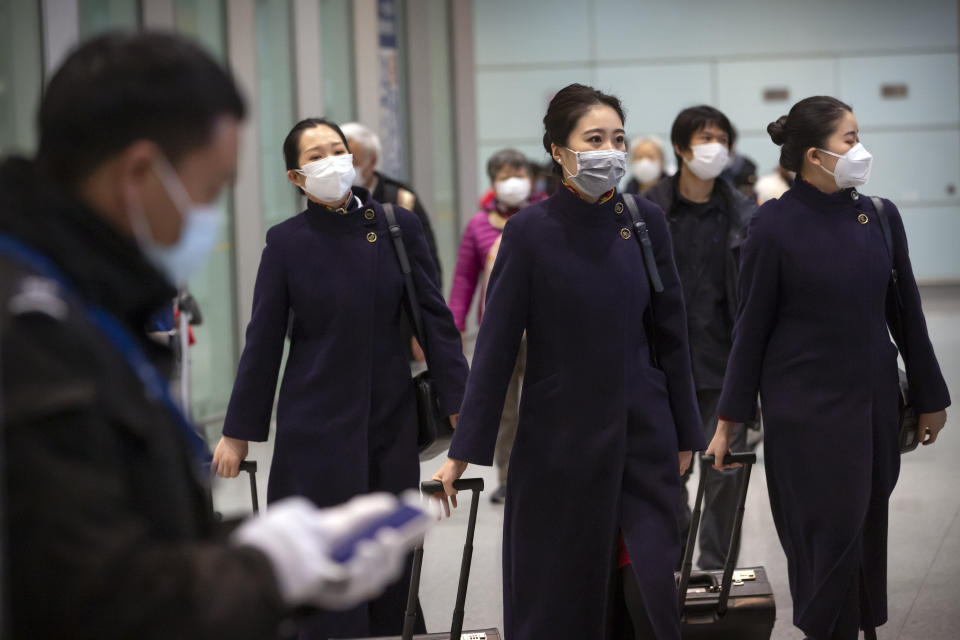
[0,0,43,156]
[172,0,237,426]
[423,0,458,293]
[318,0,355,122]
[78,0,139,37]
[174,0,227,63]
[257,0,298,230]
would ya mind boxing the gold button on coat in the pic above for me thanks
[366,232,378,243]
[614,202,624,214]
[620,227,632,240]
[858,213,869,225]
[364,209,376,220]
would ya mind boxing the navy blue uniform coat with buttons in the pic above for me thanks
[448,187,706,640]
[222,187,469,639]
[717,181,950,639]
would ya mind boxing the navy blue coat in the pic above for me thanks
[448,187,706,640]
[222,187,468,638]
[718,181,951,638]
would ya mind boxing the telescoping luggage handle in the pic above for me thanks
[677,452,756,617]
[402,478,485,640]
[238,460,259,513]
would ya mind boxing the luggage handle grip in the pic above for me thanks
[238,460,257,474]
[420,478,485,494]
[686,572,720,590]
[701,452,756,467]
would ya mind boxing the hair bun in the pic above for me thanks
[767,116,789,146]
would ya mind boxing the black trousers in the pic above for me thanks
[678,389,748,570]
[621,566,657,639]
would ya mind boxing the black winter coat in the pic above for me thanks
[0,157,285,639]
[718,181,950,638]
[449,187,705,639]
[222,188,468,639]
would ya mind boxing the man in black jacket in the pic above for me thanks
[0,33,420,639]
[644,105,757,571]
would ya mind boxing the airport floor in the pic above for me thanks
[211,285,960,639]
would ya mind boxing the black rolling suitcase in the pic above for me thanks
[337,478,501,640]
[677,452,775,639]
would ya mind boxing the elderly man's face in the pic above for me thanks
[347,139,377,188]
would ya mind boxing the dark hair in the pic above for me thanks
[768,96,853,175]
[37,32,246,187]
[486,149,530,182]
[282,117,350,171]
[542,83,625,175]
[670,105,736,166]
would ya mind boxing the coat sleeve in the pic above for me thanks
[222,227,290,441]
[3,312,286,639]
[448,217,482,332]
[398,210,469,416]
[447,217,530,465]
[717,208,781,422]
[641,199,705,451]
[884,199,951,413]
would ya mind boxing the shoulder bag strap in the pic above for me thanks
[623,194,663,368]
[871,196,907,358]
[383,204,429,352]
[622,194,664,293]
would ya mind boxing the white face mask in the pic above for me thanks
[817,143,873,189]
[298,154,356,202]
[562,148,627,199]
[684,142,729,180]
[494,176,532,207]
[631,158,662,185]
[129,156,222,286]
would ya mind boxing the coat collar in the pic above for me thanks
[553,181,620,222]
[305,187,368,216]
[789,178,863,212]
[0,157,175,330]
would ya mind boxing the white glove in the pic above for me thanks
[231,493,429,610]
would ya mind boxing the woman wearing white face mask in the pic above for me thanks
[449,149,544,504]
[625,134,668,195]
[431,84,704,639]
[211,118,469,640]
[707,97,950,640]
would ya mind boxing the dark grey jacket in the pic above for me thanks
[643,174,757,326]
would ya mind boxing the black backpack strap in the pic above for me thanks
[622,194,664,293]
[383,204,428,351]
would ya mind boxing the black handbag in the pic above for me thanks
[383,204,453,461]
[871,196,921,454]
